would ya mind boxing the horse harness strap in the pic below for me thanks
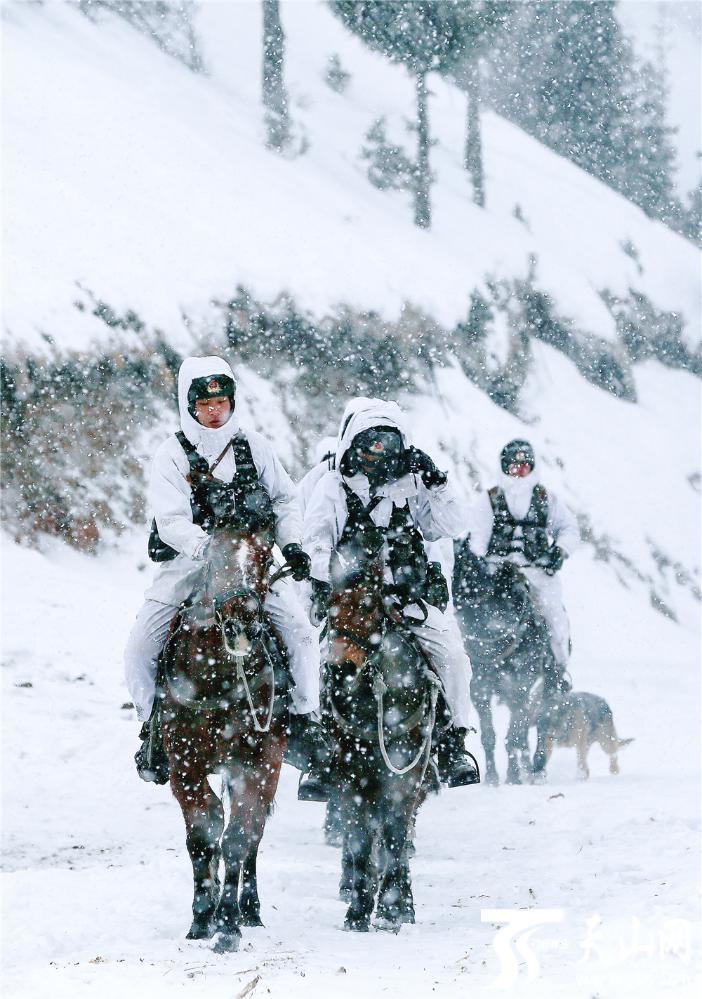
[486,484,550,563]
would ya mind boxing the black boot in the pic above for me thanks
[134,713,170,785]
[437,726,480,788]
[289,714,333,803]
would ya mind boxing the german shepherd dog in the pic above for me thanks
[531,684,634,780]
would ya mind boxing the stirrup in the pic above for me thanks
[297,769,330,803]
[135,718,169,785]
[445,751,481,789]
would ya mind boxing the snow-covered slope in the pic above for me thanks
[1,3,700,996]
[2,0,699,351]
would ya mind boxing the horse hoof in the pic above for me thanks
[505,769,522,785]
[401,909,416,924]
[240,913,264,928]
[344,915,370,932]
[212,930,241,954]
[186,919,215,940]
[338,888,352,903]
[531,770,546,785]
[374,915,402,934]
[484,770,499,787]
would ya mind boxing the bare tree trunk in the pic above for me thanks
[465,60,484,207]
[262,0,290,151]
[414,71,431,229]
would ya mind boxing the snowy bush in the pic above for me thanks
[0,331,180,552]
[324,53,351,94]
[360,118,416,193]
[74,0,202,72]
[600,289,702,375]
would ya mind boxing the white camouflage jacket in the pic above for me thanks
[302,400,467,586]
[144,356,302,606]
[467,468,580,563]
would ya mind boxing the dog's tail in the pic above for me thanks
[617,737,635,749]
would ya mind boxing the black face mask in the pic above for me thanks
[345,427,405,485]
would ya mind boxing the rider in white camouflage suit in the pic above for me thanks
[302,399,479,788]
[124,356,324,792]
[467,439,580,680]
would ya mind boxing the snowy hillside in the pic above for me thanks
[1,2,700,996]
[2,0,699,350]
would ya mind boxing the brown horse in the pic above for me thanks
[159,523,289,953]
[325,532,439,932]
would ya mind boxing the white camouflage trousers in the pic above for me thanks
[405,603,472,729]
[519,567,571,666]
[124,583,320,722]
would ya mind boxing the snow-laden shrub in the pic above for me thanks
[74,0,203,72]
[600,288,702,376]
[324,53,351,94]
[361,118,416,193]
[0,332,180,552]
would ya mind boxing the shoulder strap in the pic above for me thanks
[341,481,382,524]
[488,486,508,516]
[175,431,210,479]
[230,432,259,487]
[531,484,549,527]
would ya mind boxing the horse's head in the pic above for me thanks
[452,538,494,609]
[329,531,385,670]
[204,525,273,659]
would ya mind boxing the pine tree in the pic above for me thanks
[619,58,678,219]
[262,0,291,151]
[441,3,508,207]
[484,1,679,226]
[332,1,473,228]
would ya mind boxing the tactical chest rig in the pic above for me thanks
[148,431,276,562]
[336,484,448,610]
[486,484,550,563]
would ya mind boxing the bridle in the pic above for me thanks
[211,563,294,733]
[327,590,439,776]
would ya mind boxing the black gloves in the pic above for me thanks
[281,542,311,582]
[404,446,447,489]
[310,578,332,622]
[540,545,565,575]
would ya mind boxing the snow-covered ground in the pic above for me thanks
[1,2,700,995]
[2,347,700,997]
[1,509,699,999]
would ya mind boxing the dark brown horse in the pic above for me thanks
[325,533,438,932]
[159,524,289,953]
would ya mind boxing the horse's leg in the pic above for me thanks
[472,679,498,785]
[325,792,344,848]
[505,705,523,785]
[239,843,263,927]
[215,746,282,951]
[342,790,375,932]
[339,828,354,901]
[509,700,532,784]
[532,728,553,781]
[170,766,224,940]
[375,782,418,932]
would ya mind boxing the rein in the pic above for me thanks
[163,558,294,729]
[211,563,294,733]
[328,600,438,776]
